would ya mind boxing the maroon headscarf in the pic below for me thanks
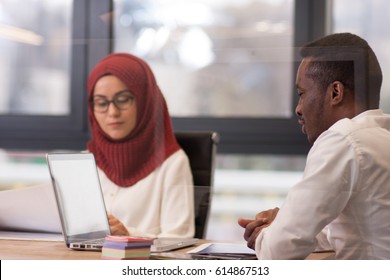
[87,53,180,187]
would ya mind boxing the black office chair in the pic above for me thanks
[175,131,219,239]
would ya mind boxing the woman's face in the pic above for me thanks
[92,75,137,140]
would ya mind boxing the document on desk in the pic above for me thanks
[0,230,63,241]
[0,184,62,236]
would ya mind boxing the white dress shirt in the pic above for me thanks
[256,109,390,259]
[98,149,195,238]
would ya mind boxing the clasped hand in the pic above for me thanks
[238,207,279,249]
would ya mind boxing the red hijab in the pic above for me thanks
[87,53,180,187]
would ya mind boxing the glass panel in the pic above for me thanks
[208,154,305,241]
[113,0,295,118]
[332,0,390,113]
[0,0,72,115]
[0,149,306,241]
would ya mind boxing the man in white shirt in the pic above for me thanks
[238,33,390,259]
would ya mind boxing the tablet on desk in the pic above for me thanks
[150,238,198,252]
[188,242,257,260]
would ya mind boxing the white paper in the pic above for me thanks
[0,230,62,241]
[0,183,62,233]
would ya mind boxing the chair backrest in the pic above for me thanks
[175,131,219,239]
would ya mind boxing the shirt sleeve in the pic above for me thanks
[157,149,195,238]
[314,226,332,252]
[255,130,360,259]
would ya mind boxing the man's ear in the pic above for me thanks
[329,81,345,105]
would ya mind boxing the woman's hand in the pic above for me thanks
[108,214,129,236]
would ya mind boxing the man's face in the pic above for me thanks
[295,58,331,144]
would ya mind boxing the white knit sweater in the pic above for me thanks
[98,149,195,238]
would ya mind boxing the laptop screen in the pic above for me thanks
[46,153,111,243]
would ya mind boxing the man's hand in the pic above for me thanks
[108,214,129,236]
[238,207,279,249]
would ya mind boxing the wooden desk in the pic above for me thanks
[0,239,101,260]
[0,239,335,260]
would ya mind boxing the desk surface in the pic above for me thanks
[0,239,101,260]
[0,239,334,260]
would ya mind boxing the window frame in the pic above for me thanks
[0,0,90,150]
[0,0,328,154]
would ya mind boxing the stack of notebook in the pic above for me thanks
[101,235,154,260]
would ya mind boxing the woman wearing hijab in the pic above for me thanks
[87,53,194,238]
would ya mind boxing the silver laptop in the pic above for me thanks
[46,152,111,251]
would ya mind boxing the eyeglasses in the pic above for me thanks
[91,91,135,113]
